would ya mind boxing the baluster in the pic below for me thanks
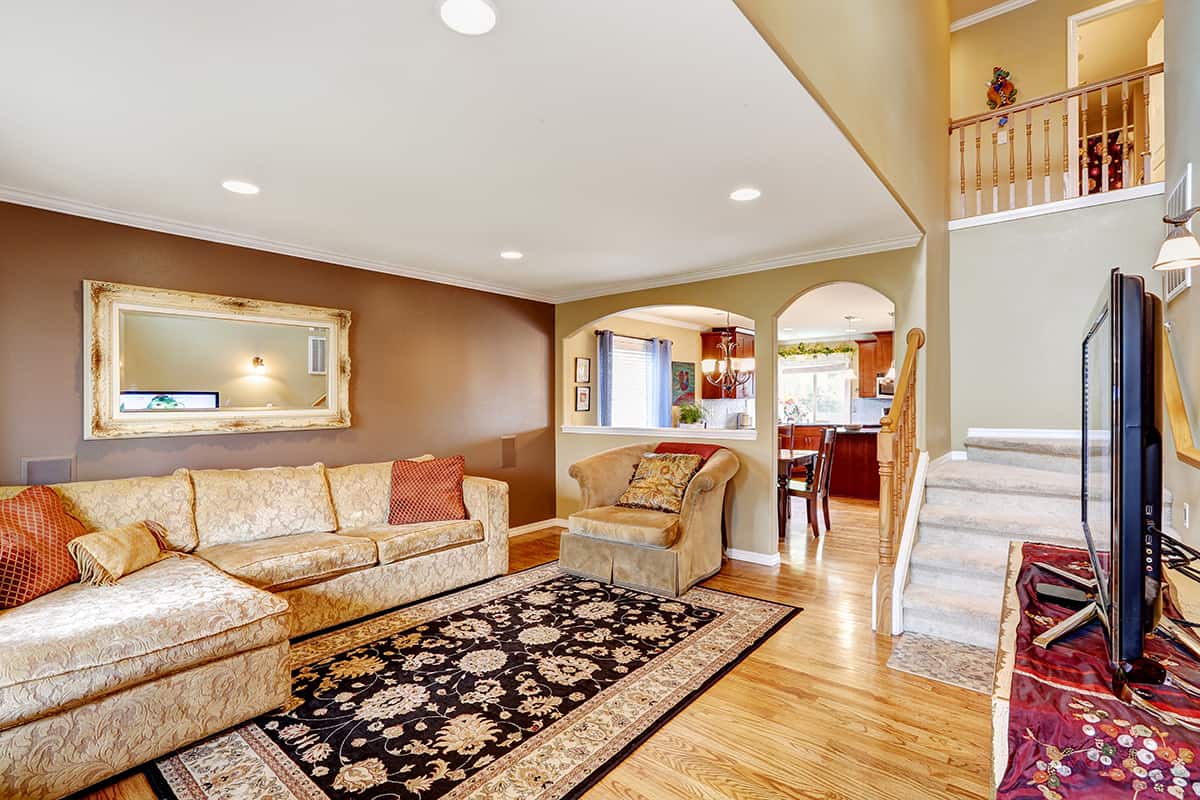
[1100,85,1109,192]
[958,126,966,218]
[1025,108,1033,206]
[1080,89,1089,197]
[975,121,983,214]
[1043,109,1052,202]
[1143,81,1151,184]
[991,128,999,212]
[1062,100,1071,198]
[1121,81,1130,190]
[1008,118,1017,208]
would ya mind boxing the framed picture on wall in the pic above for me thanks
[671,361,696,405]
[575,385,591,412]
[575,357,591,383]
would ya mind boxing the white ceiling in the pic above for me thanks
[777,282,894,341]
[613,305,755,331]
[0,1,919,303]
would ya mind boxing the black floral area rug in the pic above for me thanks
[147,563,798,800]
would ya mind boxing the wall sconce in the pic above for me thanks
[1154,206,1200,272]
[251,356,266,372]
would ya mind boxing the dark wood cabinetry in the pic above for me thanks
[828,430,881,500]
[854,331,894,399]
[700,327,755,400]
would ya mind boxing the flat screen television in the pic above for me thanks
[1081,268,1163,666]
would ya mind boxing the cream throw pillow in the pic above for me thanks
[66,520,168,586]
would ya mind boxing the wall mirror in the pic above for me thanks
[84,280,350,439]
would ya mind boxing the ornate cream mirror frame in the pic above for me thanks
[83,280,351,439]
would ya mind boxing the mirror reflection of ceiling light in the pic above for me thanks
[439,0,498,35]
[499,250,523,260]
[251,356,266,372]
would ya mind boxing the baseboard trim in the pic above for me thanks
[509,518,567,537]
[724,548,782,567]
[966,427,1081,440]
[930,451,967,468]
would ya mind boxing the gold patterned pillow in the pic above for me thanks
[615,453,704,514]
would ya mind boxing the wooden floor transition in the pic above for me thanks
[81,497,990,800]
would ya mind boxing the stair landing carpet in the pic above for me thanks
[146,562,797,800]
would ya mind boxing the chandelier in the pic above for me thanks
[701,315,754,391]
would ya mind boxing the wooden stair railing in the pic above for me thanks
[1163,324,1200,470]
[875,327,925,634]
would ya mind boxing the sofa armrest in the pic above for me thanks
[567,443,649,510]
[678,449,739,538]
[463,476,509,575]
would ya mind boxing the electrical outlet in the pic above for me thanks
[997,129,1009,145]
[1185,502,1191,529]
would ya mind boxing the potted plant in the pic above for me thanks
[678,403,705,429]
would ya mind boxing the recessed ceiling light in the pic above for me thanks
[222,179,260,195]
[729,187,761,202]
[783,327,793,332]
[439,0,497,35]
[500,250,523,260]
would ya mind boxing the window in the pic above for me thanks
[778,355,852,424]
[611,335,654,427]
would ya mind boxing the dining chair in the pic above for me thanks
[787,426,838,537]
[777,423,795,453]
[789,424,825,480]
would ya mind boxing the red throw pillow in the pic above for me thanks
[0,486,86,608]
[654,442,724,465]
[388,455,468,524]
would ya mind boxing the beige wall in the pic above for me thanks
[949,194,1165,446]
[0,202,557,526]
[121,313,327,409]
[950,0,1161,120]
[556,247,924,556]
[1162,0,1200,544]
[735,0,952,458]
[561,314,703,427]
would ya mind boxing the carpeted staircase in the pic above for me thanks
[901,434,1171,650]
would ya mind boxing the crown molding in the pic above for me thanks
[552,233,923,303]
[950,0,1038,32]
[0,185,558,304]
[0,185,921,306]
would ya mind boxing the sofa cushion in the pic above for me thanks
[0,470,198,553]
[336,519,484,565]
[190,463,336,547]
[196,531,378,591]
[326,456,433,529]
[0,554,289,731]
[568,505,681,548]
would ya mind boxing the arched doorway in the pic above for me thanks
[775,282,895,542]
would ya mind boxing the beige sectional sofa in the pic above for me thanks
[0,460,509,800]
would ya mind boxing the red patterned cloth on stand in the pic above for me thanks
[998,543,1200,799]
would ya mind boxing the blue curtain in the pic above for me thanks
[596,330,614,426]
[649,337,673,428]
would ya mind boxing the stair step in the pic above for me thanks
[917,503,1087,548]
[926,460,1082,516]
[902,584,1001,650]
[908,540,1007,594]
[964,435,1090,474]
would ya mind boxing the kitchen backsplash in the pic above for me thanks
[851,396,891,425]
[699,397,753,429]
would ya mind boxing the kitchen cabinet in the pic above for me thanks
[700,327,755,399]
[855,331,894,399]
[828,428,880,500]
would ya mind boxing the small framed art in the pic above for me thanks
[575,385,591,412]
[575,357,591,383]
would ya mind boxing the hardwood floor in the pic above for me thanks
[80,497,990,800]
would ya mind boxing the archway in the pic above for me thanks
[774,281,896,544]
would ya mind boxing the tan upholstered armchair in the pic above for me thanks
[560,443,739,597]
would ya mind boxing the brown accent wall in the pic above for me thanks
[0,202,556,525]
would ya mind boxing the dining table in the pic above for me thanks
[777,448,818,537]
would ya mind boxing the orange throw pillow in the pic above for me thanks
[388,455,467,524]
[0,486,86,608]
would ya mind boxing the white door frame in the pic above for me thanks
[1065,0,1157,197]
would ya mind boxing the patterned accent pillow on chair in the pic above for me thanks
[388,455,468,524]
[615,453,704,514]
[0,486,87,608]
